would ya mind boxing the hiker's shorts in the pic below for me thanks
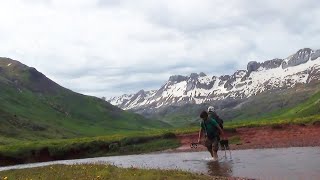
[205,137,219,152]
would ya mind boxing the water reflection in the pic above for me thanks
[207,160,233,177]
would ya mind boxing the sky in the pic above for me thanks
[0,0,319,98]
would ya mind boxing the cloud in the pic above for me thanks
[0,0,319,98]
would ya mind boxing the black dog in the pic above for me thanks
[220,140,229,150]
[220,139,232,158]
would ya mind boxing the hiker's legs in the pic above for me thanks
[206,144,214,157]
[205,137,219,160]
[205,138,214,157]
[212,137,219,160]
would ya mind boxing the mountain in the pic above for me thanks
[0,58,168,142]
[109,48,320,126]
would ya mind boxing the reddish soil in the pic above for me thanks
[174,124,320,152]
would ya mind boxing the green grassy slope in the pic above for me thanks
[275,90,320,118]
[0,58,168,141]
[237,89,320,121]
[225,89,320,128]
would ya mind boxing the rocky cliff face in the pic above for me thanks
[109,48,320,113]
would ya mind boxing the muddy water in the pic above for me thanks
[1,147,320,180]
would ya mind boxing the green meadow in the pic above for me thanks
[0,164,223,180]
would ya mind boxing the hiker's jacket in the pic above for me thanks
[200,118,219,139]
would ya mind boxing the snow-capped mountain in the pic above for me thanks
[109,48,320,111]
[108,90,157,109]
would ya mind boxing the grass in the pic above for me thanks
[0,164,219,180]
[228,136,241,145]
[0,58,169,141]
[225,115,320,129]
[217,90,320,129]
[0,132,179,166]
[0,84,169,140]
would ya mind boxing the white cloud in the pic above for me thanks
[0,0,319,98]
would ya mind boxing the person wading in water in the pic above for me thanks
[197,110,226,161]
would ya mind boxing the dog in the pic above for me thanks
[220,139,232,158]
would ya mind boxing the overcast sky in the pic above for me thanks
[0,0,319,98]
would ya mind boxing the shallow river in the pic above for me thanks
[1,147,320,180]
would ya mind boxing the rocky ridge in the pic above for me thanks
[109,48,320,112]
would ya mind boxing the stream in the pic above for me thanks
[1,147,320,180]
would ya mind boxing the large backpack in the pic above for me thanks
[209,112,224,129]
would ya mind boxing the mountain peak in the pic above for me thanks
[168,75,188,82]
[0,57,64,94]
[189,73,199,79]
[109,48,320,111]
[282,48,314,69]
[199,72,207,77]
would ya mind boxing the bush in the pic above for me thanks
[120,136,154,146]
[161,132,176,139]
[109,143,120,151]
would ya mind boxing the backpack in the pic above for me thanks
[209,112,224,129]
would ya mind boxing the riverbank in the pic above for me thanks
[174,123,320,152]
[0,133,179,166]
[2,123,320,166]
[1,124,320,179]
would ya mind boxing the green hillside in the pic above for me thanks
[254,89,320,121]
[225,89,320,128]
[0,58,168,142]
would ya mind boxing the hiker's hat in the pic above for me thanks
[208,106,215,112]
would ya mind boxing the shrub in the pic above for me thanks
[161,132,176,139]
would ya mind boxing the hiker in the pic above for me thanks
[197,110,226,161]
[208,106,224,129]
